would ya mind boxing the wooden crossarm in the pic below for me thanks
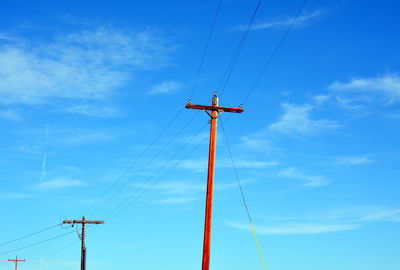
[63,220,104,224]
[186,103,244,113]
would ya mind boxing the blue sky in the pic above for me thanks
[0,0,399,269]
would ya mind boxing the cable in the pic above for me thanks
[220,118,267,270]
[0,230,76,256]
[218,0,263,96]
[190,0,222,101]
[84,107,185,215]
[90,112,199,217]
[104,122,209,220]
[0,223,62,248]
[242,0,309,105]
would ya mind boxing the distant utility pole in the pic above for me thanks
[186,92,244,270]
[8,256,25,270]
[63,216,104,270]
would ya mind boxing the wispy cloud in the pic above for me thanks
[58,104,121,118]
[268,102,339,136]
[234,9,325,31]
[278,167,329,187]
[333,155,374,165]
[149,81,181,95]
[34,178,86,190]
[0,26,171,106]
[227,206,400,235]
[177,158,278,172]
[153,196,196,205]
[226,221,359,235]
[329,73,400,106]
[133,179,244,195]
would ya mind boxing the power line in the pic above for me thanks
[90,112,199,217]
[220,118,267,270]
[84,107,185,215]
[242,0,309,105]
[0,223,62,248]
[190,0,222,101]
[104,122,209,221]
[219,0,263,96]
[0,230,76,256]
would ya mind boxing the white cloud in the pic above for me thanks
[226,221,359,235]
[34,178,85,190]
[154,196,196,205]
[227,206,400,235]
[0,26,170,105]
[234,9,325,31]
[268,103,338,136]
[329,73,400,105]
[149,81,181,95]
[58,104,121,117]
[278,167,329,187]
[177,158,278,172]
[133,179,243,195]
[334,155,374,165]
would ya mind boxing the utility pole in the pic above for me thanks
[186,92,244,270]
[8,256,25,270]
[63,216,104,270]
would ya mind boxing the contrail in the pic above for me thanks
[39,124,48,182]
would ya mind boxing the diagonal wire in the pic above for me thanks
[0,223,62,248]
[242,0,309,105]
[220,118,267,270]
[104,122,209,221]
[84,107,185,215]
[0,230,76,256]
[219,0,263,96]
[190,0,223,101]
[90,112,199,217]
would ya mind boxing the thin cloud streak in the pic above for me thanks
[330,73,400,105]
[226,221,359,235]
[234,9,325,31]
[279,167,329,187]
[149,81,181,95]
[34,178,86,190]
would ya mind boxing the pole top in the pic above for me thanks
[213,91,218,97]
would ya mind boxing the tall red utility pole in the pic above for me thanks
[186,92,244,270]
[63,217,104,270]
[8,256,25,270]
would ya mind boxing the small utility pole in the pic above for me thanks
[186,92,244,270]
[8,256,25,270]
[63,216,104,270]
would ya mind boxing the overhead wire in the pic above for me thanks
[0,229,76,256]
[104,122,209,220]
[189,0,222,101]
[85,0,224,217]
[242,0,309,105]
[89,112,199,217]
[84,108,185,215]
[220,118,267,270]
[0,223,62,248]
[218,0,263,96]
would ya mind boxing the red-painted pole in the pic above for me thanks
[185,93,243,270]
[201,95,219,270]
